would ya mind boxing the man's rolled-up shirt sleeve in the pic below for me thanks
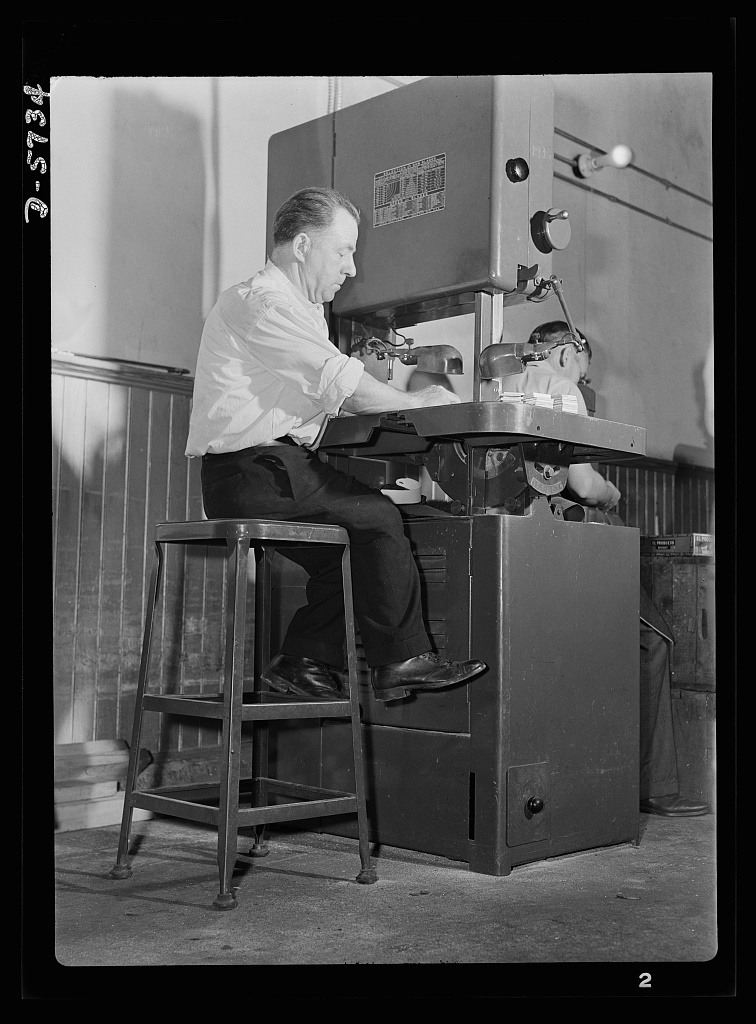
[317,350,365,414]
[239,299,364,414]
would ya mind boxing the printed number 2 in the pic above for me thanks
[639,973,652,988]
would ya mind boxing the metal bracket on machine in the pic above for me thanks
[417,440,573,515]
[521,441,572,496]
[516,264,540,293]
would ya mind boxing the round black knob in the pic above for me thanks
[505,157,530,183]
[526,796,544,814]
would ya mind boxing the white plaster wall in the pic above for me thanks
[51,77,213,368]
[50,76,420,371]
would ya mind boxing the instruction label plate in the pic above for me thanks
[373,153,446,227]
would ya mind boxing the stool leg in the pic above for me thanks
[110,542,163,880]
[248,545,271,858]
[213,534,250,910]
[342,545,378,885]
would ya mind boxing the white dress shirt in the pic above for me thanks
[185,260,365,456]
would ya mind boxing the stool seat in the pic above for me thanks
[154,517,354,546]
[110,517,377,910]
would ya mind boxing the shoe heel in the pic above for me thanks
[372,686,410,702]
[261,673,288,694]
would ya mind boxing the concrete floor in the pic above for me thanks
[43,810,734,995]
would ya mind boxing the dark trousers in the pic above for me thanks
[639,625,680,800]
[582,508,681,801]
[201,444,431,668]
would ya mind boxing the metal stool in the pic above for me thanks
[109,518,377,910]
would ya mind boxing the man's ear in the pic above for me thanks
[292,232,310,263]
[559,347,569,368]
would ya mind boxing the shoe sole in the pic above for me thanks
[373,670,484,703]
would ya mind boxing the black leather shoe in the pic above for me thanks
[372,651,487,702]
[261,654,346,701]
[640,794,711,817]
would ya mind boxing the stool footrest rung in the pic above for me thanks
[142,693,353,720]
[142,694,226,719]
[133,777,353,802]
[260,778,354,801]
[240,700,352,721]
[131,792,218,825]
[237,797,357,826]
[131,789,358,827]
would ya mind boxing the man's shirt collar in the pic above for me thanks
[264,259,324,316]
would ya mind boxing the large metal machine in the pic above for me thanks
[263,75,646,875]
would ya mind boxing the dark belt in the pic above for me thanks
[202,436,299,463]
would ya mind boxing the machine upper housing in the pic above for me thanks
[266,75,559,328]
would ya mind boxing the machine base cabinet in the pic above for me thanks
[267,499,640,875]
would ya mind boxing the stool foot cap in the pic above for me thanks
[109,864,132,880]
[356,866,379,885]
[213,893,238,911]
[247,843,270,858]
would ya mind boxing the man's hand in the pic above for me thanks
[343,371,461,416]
[408,386,461,408]
[597,480,621,511]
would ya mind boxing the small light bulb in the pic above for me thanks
[608,144,633,168]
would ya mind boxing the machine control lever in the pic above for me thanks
[531,208,572,253]
[526,796,544,814]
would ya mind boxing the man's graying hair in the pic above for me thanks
[273,187,360,247]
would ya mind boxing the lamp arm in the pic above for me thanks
[546,276,585,352]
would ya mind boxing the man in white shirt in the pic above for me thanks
[186,186,486,703]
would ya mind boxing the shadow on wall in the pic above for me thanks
[53,86,207,493]
[53,85,209,744]
[102,87,206,365]
[673,352,715,469]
